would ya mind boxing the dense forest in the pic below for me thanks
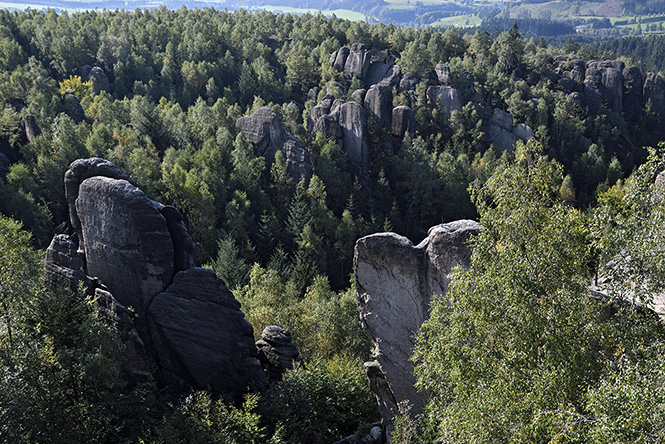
[0,6,665,443]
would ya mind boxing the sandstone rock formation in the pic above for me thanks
[307,97,371,175]
[19,114,41,143]
[364,84,392,131]
[148,267,264,393]
[399,73,420,93]
[44,234,87,289]
[391,106,416,140]
[62,90,86,123]
[427,85,462,123]
[338,101,370,175]
[88,66,111,93]
[354,220,481,428]
[343,43,371,80]
[486,108,534,152]
[47,158,266,396]
[434,63,450,86]
[623,66,644,122]
[236,107,312,181]
[255,325,299,380]
[644,72,665,114]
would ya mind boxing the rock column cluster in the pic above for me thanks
[46,157,267,394]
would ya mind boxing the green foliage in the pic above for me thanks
[593,144,665,305]
[0,214,155,443]
[156,392,266,444]
[236,266,370,361]
[58,75,92,101]
[262,355,378,443]
[413,141,665,442]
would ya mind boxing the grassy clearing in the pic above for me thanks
[259,5,365,20]
[432,13,481,27]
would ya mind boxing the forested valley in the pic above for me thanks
[1,7,665,443]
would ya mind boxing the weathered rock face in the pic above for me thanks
[44,234,87,289]
[255,325,299,380]
[343,43,371,80]
[45,233,152,383]
[19,114,41,143]
[148,267,265,394]
[434,63,450,86]
[487,108,533,152]
[427,85,462,123]
[333,47,350,72]
[364,84,393,131]
[644,72,665,114]
[87,66,111,93]
[391,106,416,140]
[94,287,152,383]
[76,176,175,320]
[48,158,266,396]
[623,66,644,122]
[584,68,606,115]
[308,97,371,175]
[338,101,370,175]
[354,220,480,427]
[399,73,420,93]
[62,90,86,123]
[236,107,312,181]
[65,157,136,254]
[366,61,392,86]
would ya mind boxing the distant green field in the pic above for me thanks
[259,5,365,21]
[432,13,481,27]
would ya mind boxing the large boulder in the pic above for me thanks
[148,267,265,394]
[255,325,299,380]
[427,85,462,123]
[237,107,312,181]
[56,158,265,396]
[354,220,480,428]
[65,157,136,256]
[644,72,665,114]
[364,84,393,131]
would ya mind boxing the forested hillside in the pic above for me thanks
[0,7,665,443]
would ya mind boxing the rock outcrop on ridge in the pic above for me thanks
[236,106,312,181]
[46,157,266,395]
[354,220,481,431]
